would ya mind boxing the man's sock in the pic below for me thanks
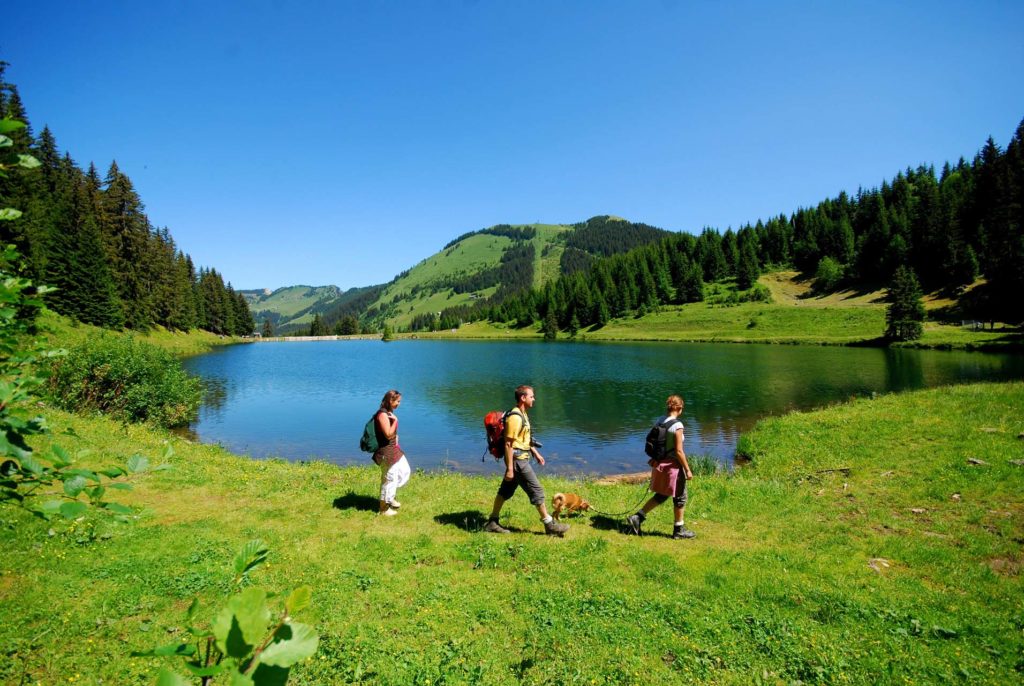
[636,511,647,522]
[675,520,684,528]
[542,516,553,524]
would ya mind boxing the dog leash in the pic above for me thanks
[585,480,652,519]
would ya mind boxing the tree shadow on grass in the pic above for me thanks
[332,491,378,512]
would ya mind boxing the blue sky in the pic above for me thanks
[5,1,1023,290]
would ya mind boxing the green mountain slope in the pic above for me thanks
[243,285,344,334]
[359,223,569,329]
[328,217,671,330]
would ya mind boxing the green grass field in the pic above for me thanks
[2,382,1021,684]
[412,273,1023,351]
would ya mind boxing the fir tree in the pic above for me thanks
[309,313,325,337]
[100,162,155,328]
[736,239,760,290]
[540,311,558,341]
[885,265,925,341]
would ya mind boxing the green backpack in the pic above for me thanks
[359,414,379,454]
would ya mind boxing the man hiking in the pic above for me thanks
[484,385,569,537]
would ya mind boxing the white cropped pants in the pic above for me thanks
[379,455,411,504]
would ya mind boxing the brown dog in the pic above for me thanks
[552,492,590,520]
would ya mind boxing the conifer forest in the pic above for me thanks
[0,64,254,336]
[427,120,1024,334]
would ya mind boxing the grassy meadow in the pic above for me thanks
[39,310,246,357]
[2,381,1022,684]
[374,224,573,330]
[412,271,1023,351]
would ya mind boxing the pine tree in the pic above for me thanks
[233,290,255,336]
[736,239,760,290]
[100,162,155,328]
[540,311,559,341]
[309,313,325,337]
[45,159,123,327]
[885,265,925,341]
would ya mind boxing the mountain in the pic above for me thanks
[244,285,344,335]
[317,217,672,331]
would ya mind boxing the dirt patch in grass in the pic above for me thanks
[986,558,1021,576]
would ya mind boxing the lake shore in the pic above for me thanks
[405,305,1024,351]
[3,381,1021,683]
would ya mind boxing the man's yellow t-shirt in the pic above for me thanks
[503,409,531,455]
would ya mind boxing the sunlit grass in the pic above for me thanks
[1,383,1021,683]
[38,310,244,357]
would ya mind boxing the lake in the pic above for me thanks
[181,340,1024,476]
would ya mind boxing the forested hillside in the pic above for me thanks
[428,119,1024,333]
[331,218,671,333]
[244,285,343,335]
[0,65,254,336]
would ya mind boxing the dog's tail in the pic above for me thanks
[552,492,565,507]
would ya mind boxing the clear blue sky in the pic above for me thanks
[5,1,1023,290]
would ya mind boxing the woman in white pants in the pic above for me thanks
[373,390,411,516]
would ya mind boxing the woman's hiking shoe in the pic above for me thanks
[626,513,644,535]
[389,500,401,509]
[672,527,696,539]
[544,520,569,537]
[484,519,511,534]
[379,508,398,517]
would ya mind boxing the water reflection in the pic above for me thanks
[182,340,1024,476]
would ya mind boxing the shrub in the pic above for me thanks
[46,335,203,427]
[741,283,773,303]
[814,257,844,293]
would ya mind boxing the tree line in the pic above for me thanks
[0,64,254,336]
[420,118,1024,332]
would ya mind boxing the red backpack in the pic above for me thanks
[482,408,525,460]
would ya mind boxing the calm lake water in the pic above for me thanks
[181,340,1024,476]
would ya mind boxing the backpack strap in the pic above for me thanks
[659,417,681,458]
[659,415,684,458]
[504,408,529,442]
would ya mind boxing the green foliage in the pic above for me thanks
[307,313,324,337]
[0,69,253,335]
[380,323,393,342]
[885,265,926,341]
[136,540,318,685]
[0,243,164,519]
[45,334,203,427]
[540,311,558,340]
[813,256,844,292]
[740,283,772,303]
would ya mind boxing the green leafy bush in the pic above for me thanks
[814,256,844,293]
[741,283,773,303]
[46,335,203,427]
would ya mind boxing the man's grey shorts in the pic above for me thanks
[496,458,545,505]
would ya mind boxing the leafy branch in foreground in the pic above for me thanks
[136,539,319,685]
[0,249,167,519]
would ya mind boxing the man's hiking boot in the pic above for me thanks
[626,513,644,536]
[672,527,696,540]
[484,519,510,534]
[544,519,569,537]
